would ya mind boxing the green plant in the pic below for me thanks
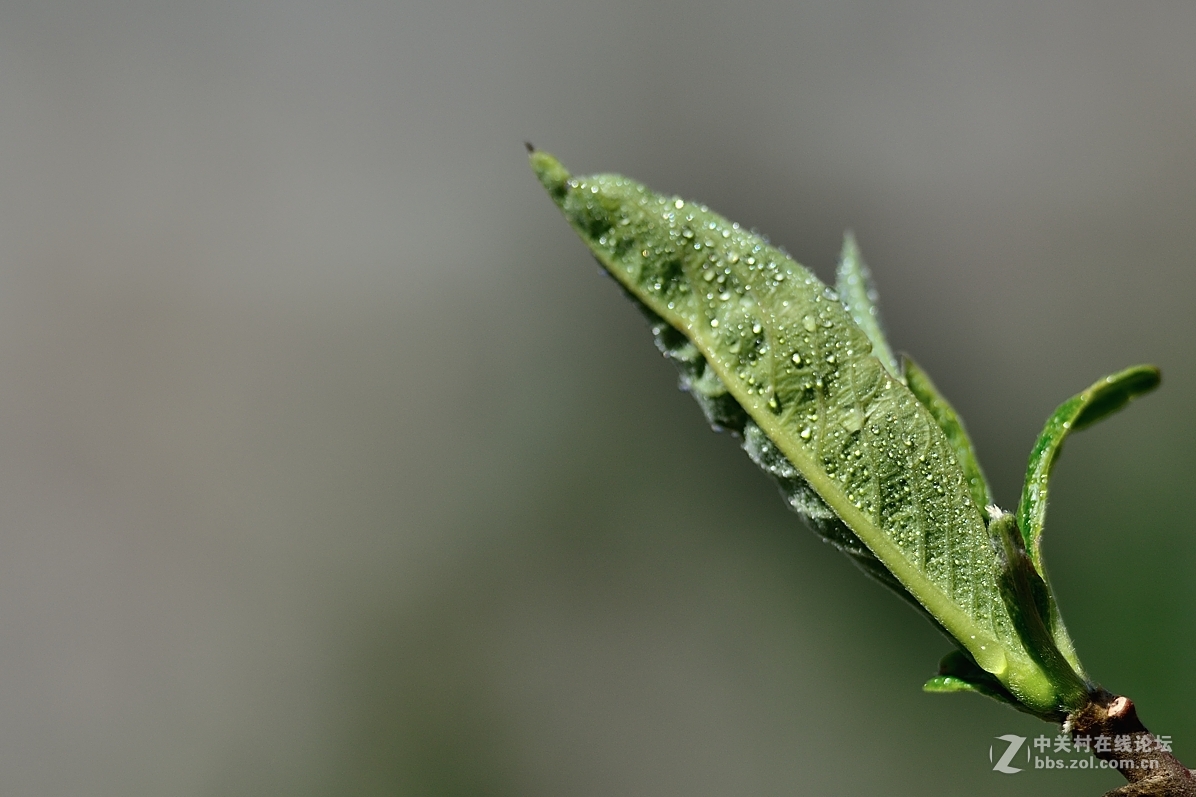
[529,146,1194,796]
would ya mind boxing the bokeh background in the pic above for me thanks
[0,2,1192,795]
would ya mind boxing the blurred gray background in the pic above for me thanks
[0,2,1192,795]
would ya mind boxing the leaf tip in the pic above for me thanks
[834,232,900,378]
[923,675,971,694]
[1072,364,1162,431]
[839,230,860,260]
[528,149,571,201]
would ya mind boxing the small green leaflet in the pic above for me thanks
[1018,365,1161,577]
[835,233,900,379]
[924,650,1022,708]
[1014,365,1161,679]
[831,235,995,518]
[904,356,994,517]
[989,512,1088,709]
[529,149,1092,717]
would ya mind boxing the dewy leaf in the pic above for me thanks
[1017,365,1161,575]
[739,417,943,628]
[530,149,1078,717]
[903,356,994,516]
[652,271,938,627]
[835,233,900,380]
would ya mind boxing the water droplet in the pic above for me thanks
[702,269,716,281]
[799,427,812,440]
[791,352,802,365]
[674,198,684,209]
[710,318,719,328]
[752,323,763,334]
[802,315,816,332]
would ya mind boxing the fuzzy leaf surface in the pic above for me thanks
[530,150,1069,716]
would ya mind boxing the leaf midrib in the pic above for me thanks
[617,238,1028,686]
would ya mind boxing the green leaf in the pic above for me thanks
[1018,365,1161,574]
[649,301,938,624]
[903,356,994,516]
[1014,365,1159,682]
[835,233,900,379]
[530,150,1079,718]
[990,512,1088,711]
[922,674,979,694]
[924,650,1022,708]
[739,416,945,627]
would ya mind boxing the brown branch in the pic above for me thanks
[1067,691,1196,796]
